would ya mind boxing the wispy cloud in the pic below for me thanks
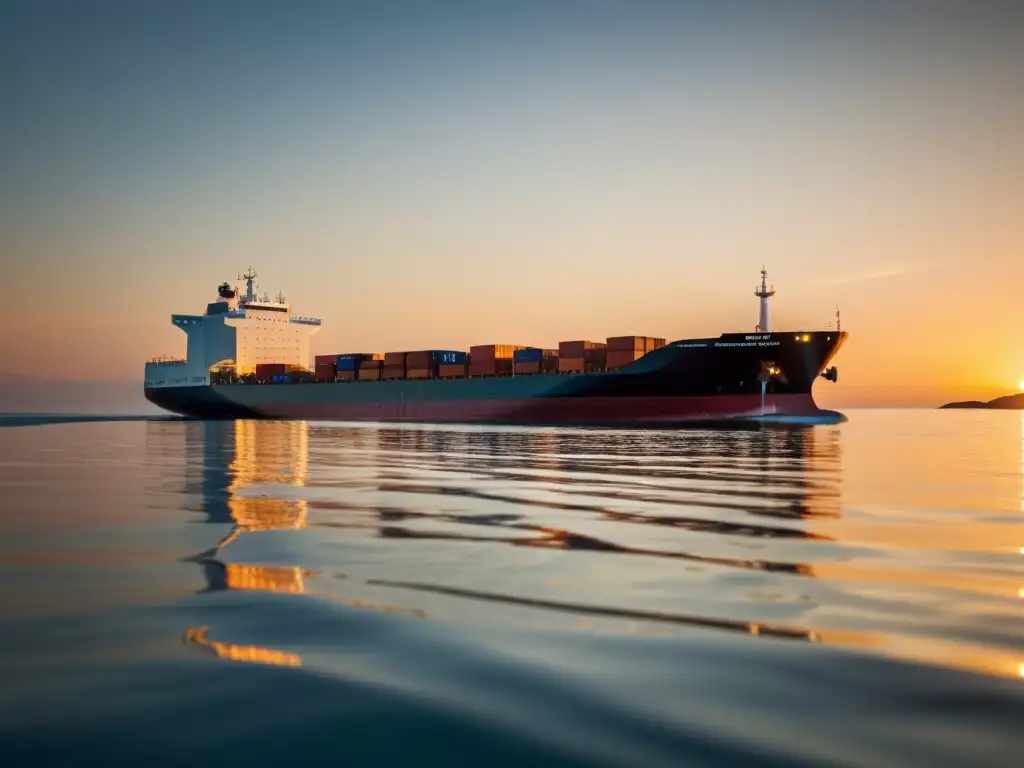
[809,265,910,286]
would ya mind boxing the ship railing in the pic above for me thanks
[290,316,322,326]
[147,356,187,365]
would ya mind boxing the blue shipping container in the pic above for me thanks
[434,350,467,365]
[513,348,543,363]
[336,354,362,370]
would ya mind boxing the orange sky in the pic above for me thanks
[2,3,1022,407]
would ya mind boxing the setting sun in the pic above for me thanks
[1019,380,1024,392]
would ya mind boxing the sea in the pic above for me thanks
[0,409,1021,766]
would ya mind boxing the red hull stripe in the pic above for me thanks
[243,394,824,424]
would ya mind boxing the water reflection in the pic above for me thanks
[172,418,1022,680]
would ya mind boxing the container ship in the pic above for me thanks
[144,268,846,425]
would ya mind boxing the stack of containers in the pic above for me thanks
[255,363,288,383]
[404,350,467,379]
[333,353,381,381]
[606,336,647,370]
[513,348,559,375]
[360,355,384,381]
[606,336,668,370]
[437,350,469,378]
[470,345,523,376]
[558,341,606,373]
[314,354,337,383]
[383,352,406,380]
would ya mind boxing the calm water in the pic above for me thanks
[0,410,1021,765]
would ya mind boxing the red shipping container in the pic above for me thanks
[516,362,540,375]
[438,364,466,378]
[315,354,339,366]
[384,352,406,366]
[336,370,357,381]
[382,366,405,380]
[255,363,287,382]
[471,359,514,377]
[406,368,432,379]
[559,340,604,358]
[360,367,381,381]
[607,336,647,352]
[470,344,520,361]
[559,357,584,373]
[315,362,336,383]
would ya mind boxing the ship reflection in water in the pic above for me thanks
[181,420,845,661]
[175,417,1022,682]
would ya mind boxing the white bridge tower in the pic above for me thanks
[754,266,776,332]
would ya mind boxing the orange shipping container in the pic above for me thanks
[645,337,666,352]
[382,366,405,380]
[559,357,584,373]
[406,368,432,379]
[359,359,382,370]
[470,344,520,361]
[336,370,357,381]
[360,368,381,381]
[384,352,406,366]
[438,364,466,378]
[516,362,540,375]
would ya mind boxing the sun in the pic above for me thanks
[1019,379,1024,392]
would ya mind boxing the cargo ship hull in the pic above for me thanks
[146,331,847,425]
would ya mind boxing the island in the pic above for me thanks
[940,393,1024,409]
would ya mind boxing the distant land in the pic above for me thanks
[940,393,1024,410]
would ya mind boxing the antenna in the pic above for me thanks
[240,267,258,304]
[275,290,286,304]
[836,305,841,332]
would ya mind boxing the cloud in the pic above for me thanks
[809,265,909,286]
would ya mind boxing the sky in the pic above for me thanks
[1,0,1022,407]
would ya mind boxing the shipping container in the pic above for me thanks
[558,357,585,373]
[336,370,357,382]
[607,350,644,370]
[645,337,666,353]
[336,353,379,371]
[541,355,560,373]
[558,340,605,359]
[314,354,338,366]
[359,358,383,370]
[513,348,543,363]
[438,364,467,378]
[382,366,405,380]
[405,368,431,379]
[406,350,467,368]
[360,367,382,381]
[607,336,648,352]
[470,344,522,361]
[471,359,515,377]
[383,352,406,367]
[584,347,607,370]
[515,361,540,375]
[255,363,288,383]
[315,362,336,383]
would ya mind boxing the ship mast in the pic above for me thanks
[240,267,258,305]
[754,266,776,332]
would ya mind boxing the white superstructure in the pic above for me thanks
[144,269,321,388]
